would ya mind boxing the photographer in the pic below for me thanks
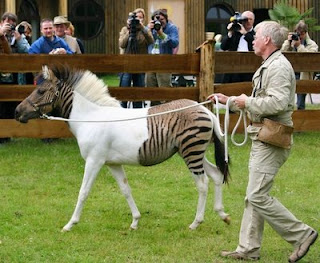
[221,11,255,83]
[0,12,30,144]
[281,20,318,110]
[145,9,179,106]
[119,8,153,108]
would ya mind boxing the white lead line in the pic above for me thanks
[41,100,213,122]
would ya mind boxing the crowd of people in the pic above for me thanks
[119,8,179,107]
[0,12,84,144]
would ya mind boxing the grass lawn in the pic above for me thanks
[0,132,319,262]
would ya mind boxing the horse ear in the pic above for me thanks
[42,65,55,80]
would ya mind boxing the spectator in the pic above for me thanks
[221,11,255,83]
[29,18,73,143]
[28,18,73,54]
[281,20,318,110]
[119,8,153,108]
[65,22,85,53]
[53,16,82,54]
[214,34,222,51]
[209,21,318,262]
[0,12,30,144]
[145,9,179,106]
[16,21,34,85]
[16,21,32,44]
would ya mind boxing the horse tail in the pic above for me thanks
[210,112,230,184]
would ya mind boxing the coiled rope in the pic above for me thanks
[212,96,248,163]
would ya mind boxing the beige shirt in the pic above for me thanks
[62,35,82,54]
[119,26,154,54]
[246,50,296,127]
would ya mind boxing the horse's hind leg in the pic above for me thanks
[189,173,209,230]
[62,159,104,232]
[204,157,231,224]
[108,165,141,230]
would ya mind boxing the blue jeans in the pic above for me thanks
[120,73,145,108]
[297,93,306,110]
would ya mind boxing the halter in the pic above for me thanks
[28,81,62,115]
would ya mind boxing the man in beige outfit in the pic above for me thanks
[53,16,81,54]
[209,21,318,262]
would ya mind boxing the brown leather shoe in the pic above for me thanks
[221,250,260,261]
[288,230,318,262]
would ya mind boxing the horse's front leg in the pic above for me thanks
[204,158,231,224]
[189,173,209,230]
[108,164,141,230]
[62,159,104,232]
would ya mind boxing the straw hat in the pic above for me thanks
[53,16,70,26]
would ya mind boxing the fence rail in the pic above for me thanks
[0,42,319,138]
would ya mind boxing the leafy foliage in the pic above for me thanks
[269,0,320,32]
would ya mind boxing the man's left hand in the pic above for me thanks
[234,94,248,109]
[239,24,247,35]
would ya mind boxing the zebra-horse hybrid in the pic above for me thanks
[15,65,230,231]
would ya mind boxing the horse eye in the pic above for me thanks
[37,88,46,95]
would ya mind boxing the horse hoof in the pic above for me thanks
[223,215,231,225]
[189,220,202,230]
[61,228,70,232]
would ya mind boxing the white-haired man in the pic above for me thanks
[210,21,318,262]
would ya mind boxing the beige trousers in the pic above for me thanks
[145,73,172,105]
[236,140,313,257]
[145,72,172,87]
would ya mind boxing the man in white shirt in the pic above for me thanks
[220,11,255,83]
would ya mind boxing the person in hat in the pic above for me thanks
[29,18,73,54]
[53,16,81,54]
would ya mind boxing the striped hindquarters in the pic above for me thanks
[139,99,213,175]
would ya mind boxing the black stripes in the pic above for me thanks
[138,100,213,172]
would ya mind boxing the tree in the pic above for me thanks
[268,0,320,32]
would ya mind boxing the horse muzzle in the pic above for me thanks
[15,104,39,123]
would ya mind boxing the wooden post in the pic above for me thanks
[196,40,214,110]
[59,0,68,17]
[5,0,16,13]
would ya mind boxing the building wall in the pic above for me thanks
[1,0,319,54]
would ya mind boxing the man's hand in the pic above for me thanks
[0,23,11,36]
[234,94,248,109]
[208,93,230,105]
[239,24,247,35]
[147,20,155,30]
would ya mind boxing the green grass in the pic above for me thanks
[100,74,120,86]
[0,133,319,262]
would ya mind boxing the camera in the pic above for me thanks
[128,12,140,34]
[291,32,300,41]
[10,24,16,31]
[229,12,248,32]
[17,24,25,34]
[153,15,162,31]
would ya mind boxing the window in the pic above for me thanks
[205,4,233,36]
[68,0,104,40]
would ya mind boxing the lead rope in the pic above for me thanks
[213,96,248,163]
[42,98,248,163]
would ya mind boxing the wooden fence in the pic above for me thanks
[0,40,319,138]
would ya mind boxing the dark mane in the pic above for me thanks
[35,64,85,89]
